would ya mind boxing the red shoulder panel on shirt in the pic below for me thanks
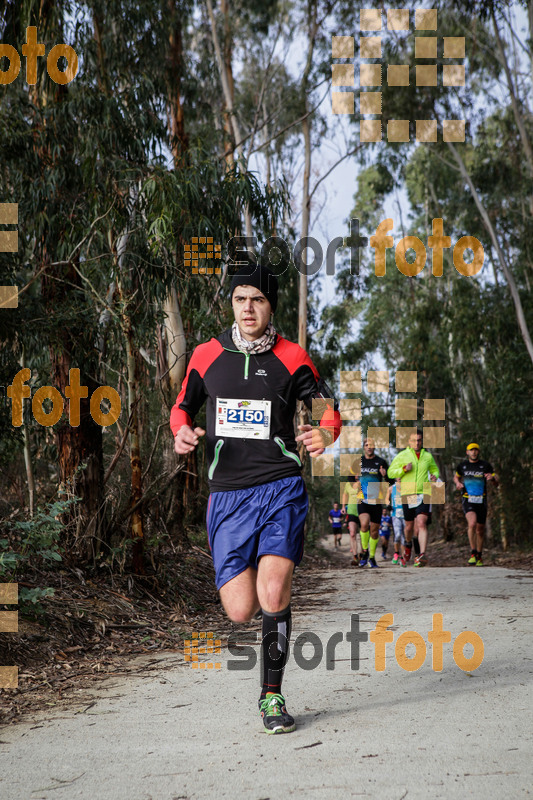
[190,338,224,377]
[272,336,319,378]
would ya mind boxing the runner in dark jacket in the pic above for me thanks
[454,442,498,567]
[171,262,341,734]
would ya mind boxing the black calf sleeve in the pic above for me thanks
[260,605,291,698]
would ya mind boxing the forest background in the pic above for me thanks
[0,0,532,675]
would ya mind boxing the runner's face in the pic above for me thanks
[409,433,423,451]
[467,448,479,461]
[232,285,272,342]
[363,439,374,457]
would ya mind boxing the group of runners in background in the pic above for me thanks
[329,433,498,569]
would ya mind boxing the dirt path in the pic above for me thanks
[1,539,532,799]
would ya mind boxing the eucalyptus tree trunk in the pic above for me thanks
[32,2,104,560]
[206,0,253,238]
[116,272,145,573]
[447,143,533,367]
[298,0,319,350]
[529,1,533,92]
[109,221,145,572]
[299,115,312,351]
[165,2,188,404]
[163,286,187,402]
[220,0,235,172]
[297,1,318,448]
[491,9,533,179]
[168,0,188,165]
[162,2,197,544]
[20,346,35,518]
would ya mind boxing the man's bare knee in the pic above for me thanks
[226,608,254,624]
[261,585,287,613]
[221,597,258,624]
[258,575,292,612]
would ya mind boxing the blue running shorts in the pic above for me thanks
[206,476,308,589]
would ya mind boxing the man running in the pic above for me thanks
[454,442,498,567]
[341,476,361,565]
[171,261,341,734]
[353,438,389,569]
[388,430,439,567]
[378,506,392,560]
[329,502,343,547]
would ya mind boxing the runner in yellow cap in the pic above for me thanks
[454,443,499,566]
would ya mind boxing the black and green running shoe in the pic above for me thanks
[258,693,296,734]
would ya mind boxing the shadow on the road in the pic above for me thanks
[289,651,532,730]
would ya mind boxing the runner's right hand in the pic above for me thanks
[403,462,413,473]
[174,425,206,454]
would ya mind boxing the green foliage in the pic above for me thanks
[18,586,55,610]
[0,499,77,613]
[4,499,74,572]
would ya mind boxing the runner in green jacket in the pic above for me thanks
[388,430,439,567]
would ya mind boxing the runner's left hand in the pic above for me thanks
[296,423,325,456]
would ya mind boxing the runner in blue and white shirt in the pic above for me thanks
[454,443,498,567]
[388,480,405,565]
[328,502,343,547]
